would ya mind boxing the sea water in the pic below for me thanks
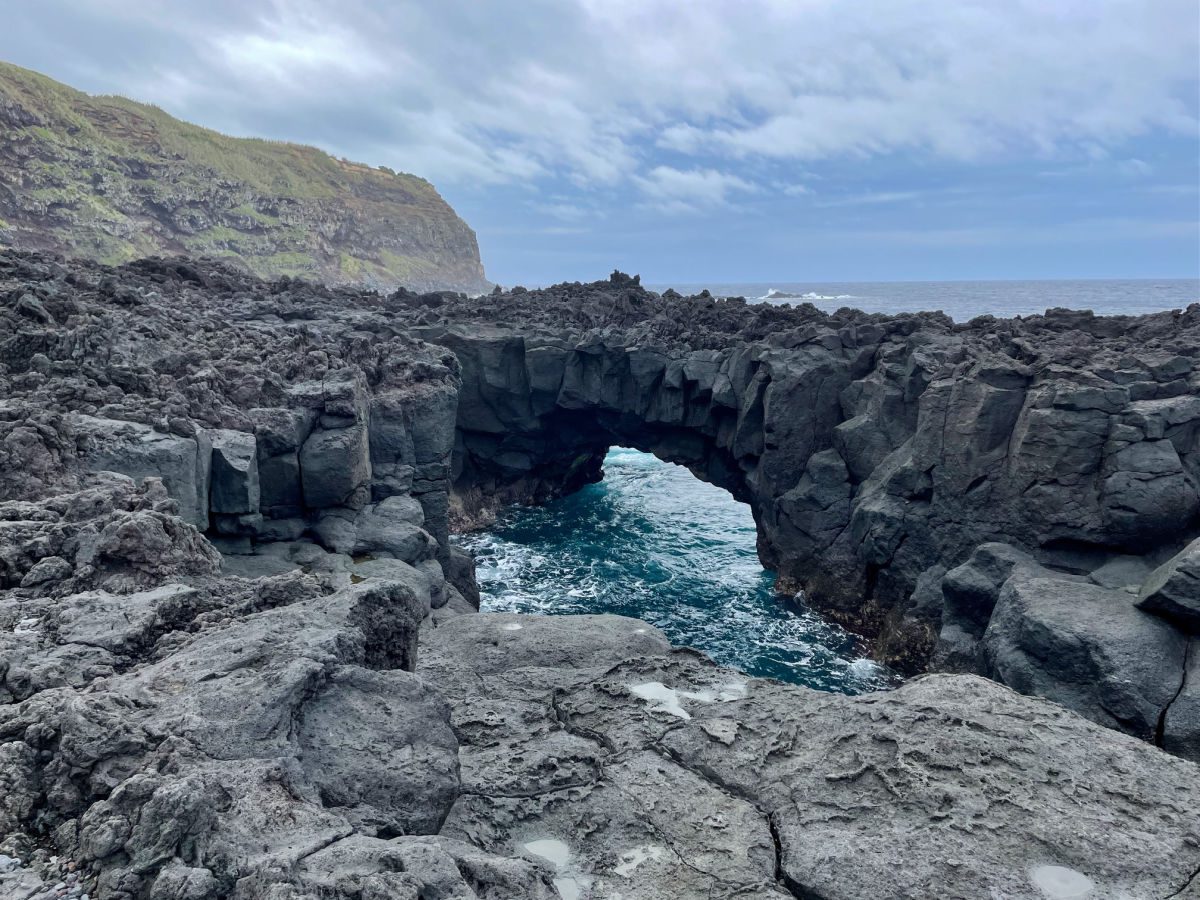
[463,279,1198,694]
[461,447,896,693]
[649,278,1198,320]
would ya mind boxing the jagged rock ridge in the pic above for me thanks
[0,251,1198,899]
[0,62,489,293]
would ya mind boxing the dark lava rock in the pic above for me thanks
[0,249,1197,898]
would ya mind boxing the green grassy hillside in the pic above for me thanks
[0,61,488,292]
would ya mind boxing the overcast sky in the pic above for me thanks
[3,0,1198,284]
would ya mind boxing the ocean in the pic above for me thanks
[649,278,1198,321]
[462,447,897,694]
[463,279,1198,693]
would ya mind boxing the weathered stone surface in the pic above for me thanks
[352,496,436,563]
[300,426,371,510]
[0,577,447,898]
[208,429,259,515]
[982,567,1189,745]
[419,613,1200,900]
[1137,536,1200,631]
[75,416,213,529]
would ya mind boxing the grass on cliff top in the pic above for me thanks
[0,61,443,206]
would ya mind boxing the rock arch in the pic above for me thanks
[421,308,1200,677]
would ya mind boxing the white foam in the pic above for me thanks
[628,680,748,719]
[14,617,40,634]
[848,658,883,680]
[614,845,666,877]
[1029,865,1095,899]
[501,623,523,631]
[758,289,857,302]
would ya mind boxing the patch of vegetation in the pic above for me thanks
[0,60,486,291]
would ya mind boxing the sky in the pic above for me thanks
[2,0,1198,285]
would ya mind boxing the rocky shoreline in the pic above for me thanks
[1,251,1198,899]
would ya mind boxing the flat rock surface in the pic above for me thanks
[420,613,1200,900]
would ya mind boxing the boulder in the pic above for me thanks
[982,567,1188,741]
[353,496,437,564]
[247,407,315,456]
[1137,537,1200,631]
[208,429,259,515]
[300,425,371,509]
[931,542,1039,673]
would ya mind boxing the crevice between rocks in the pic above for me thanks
[649,737,811,899]
[1165,859,1200,900]
[769,813,824,900]
[1155,638,1192,749]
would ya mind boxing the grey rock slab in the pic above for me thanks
[983,568,1188,740]
[54,584,199,655]
[207,429,259,515]
[287,834,559,900]
[299,425,371,509]
[350,556,433,615]
[422,616,1200,900]
[655,669,1200,900]
[1137,536,1200,632]
[218,553,300,579]
[418,612,673,691]
[74,415,212,529]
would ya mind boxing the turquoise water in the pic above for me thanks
[461,447,896,693]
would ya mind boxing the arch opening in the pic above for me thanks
[459,445,895,692]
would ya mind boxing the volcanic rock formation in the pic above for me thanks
[0,251,1198,899]
[420,273,1200,759]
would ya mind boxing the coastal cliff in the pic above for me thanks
[0,252,1198,899]
[0,63,489,293]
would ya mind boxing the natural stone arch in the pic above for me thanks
[422,311,1200,676]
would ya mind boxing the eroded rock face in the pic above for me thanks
[1138,537,1200,631]
[0,62,490,295]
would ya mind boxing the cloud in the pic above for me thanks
[814,190,925,208]
[3,0,1194,198]
[633,166,759,213]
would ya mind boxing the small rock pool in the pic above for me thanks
[460,447,896,694]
